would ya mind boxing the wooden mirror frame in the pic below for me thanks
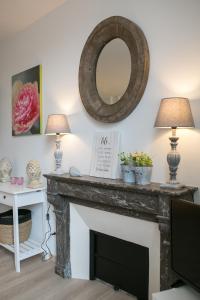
[79,16,150,123]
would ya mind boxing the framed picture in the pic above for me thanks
[12,65,42,136]
[90,131,120,179]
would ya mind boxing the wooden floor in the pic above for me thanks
[0,247,136,300]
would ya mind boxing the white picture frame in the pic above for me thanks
[90,131,120,179]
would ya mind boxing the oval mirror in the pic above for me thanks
[79,16,149,123]
[96,38,131,105]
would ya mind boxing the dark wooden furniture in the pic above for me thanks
[44,174,197,291]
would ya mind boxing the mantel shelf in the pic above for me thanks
[44,173,197,197]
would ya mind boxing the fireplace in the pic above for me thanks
[90,230,149,300]
[70,203,160,299]
[44,174,196,299]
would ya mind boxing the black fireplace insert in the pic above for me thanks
[90,230,149,300]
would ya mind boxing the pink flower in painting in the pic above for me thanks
[12,81,40,135]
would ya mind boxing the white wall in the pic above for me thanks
[0,0,200,251]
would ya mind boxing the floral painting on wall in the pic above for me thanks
[12,65,42,136]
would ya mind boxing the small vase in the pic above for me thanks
[135,166,152,185]
[121,164,135,183]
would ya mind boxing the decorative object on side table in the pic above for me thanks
[45,114,71,174]
[0,209,32,244]
[132,152,153,185]
[119,152,135,183]
[26,160,42,188]
[154,97,195,188]
[11,176,24,185]
[0,158,12,182]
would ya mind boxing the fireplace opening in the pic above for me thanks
[90,230,149,300]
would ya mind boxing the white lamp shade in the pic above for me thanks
[154,97,195,128]
[45,114,71,135]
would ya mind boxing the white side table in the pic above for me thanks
[0,183,46,272]
[152,286,200,300]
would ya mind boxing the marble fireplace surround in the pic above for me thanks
[45,174,197,294]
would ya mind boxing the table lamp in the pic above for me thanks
[154,97,194,188]
[45,114,71,174]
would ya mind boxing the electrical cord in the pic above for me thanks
[41,204,53,259]
[45,208,52,258]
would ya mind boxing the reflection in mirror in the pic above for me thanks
[96,38,131,105]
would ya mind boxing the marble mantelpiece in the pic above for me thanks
[44,174,197,291]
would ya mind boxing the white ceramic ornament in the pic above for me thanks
[26,160,42,188]
[69,166,81,177]
[0,158,12,182]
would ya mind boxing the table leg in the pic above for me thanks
[13,202,20,272]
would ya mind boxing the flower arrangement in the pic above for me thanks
[131,152,153,167]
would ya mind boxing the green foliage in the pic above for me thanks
[118,152,132,165]
[131,152,153,167]
[119,151,153,167]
